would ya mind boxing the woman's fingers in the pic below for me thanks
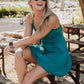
[4,46,11,56]
[16,51,23,57]
[15,48,23,57]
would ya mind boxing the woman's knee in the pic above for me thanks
[15,47,37,64]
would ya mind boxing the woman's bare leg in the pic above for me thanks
[15,47,37,84]
[22,64,49,84]
[15,54,26,84]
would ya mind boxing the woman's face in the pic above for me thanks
[29,0,47,11]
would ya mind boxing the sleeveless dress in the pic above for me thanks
[29,15,72,77]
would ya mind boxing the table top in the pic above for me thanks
[64,24,84,30]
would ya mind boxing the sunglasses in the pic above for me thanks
[34,0,46,1]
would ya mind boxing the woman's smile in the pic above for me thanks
[37,3,43,6]
[29,0,46,11]
[34,2,45,10]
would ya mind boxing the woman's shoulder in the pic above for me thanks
[49,14,59,22]
[49,14,60,28]
[26,13,33,25]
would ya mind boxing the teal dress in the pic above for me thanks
[29,16,72,77]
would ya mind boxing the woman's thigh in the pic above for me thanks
[22,47,37,64]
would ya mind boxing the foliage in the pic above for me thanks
[0,7,9,18]
[74,10,84,24]
[0,6,31,18]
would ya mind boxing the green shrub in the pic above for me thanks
[0,7,9,17]
[7,6,17,16]
[0,11,2,18]
[0,6,31,18]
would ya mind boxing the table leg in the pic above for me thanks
[76,64,80,84]
[47,75,57,84]
[20,17,23,25]
[2,49,6,77]
[69,64,80,84]
[78,29,81,51]
[68,28,70,51]
[68,71,76,82]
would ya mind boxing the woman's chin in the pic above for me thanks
[36,8,44,11]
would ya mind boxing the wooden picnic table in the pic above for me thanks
[63,24,84,84]
[63,24,84,52]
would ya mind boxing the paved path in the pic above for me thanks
[0,18,25,33]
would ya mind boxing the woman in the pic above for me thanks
[4,0,72,84]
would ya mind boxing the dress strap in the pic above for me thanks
[32,14,36,31]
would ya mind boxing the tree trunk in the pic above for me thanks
[79,0,84,20]
[60,0,65,11]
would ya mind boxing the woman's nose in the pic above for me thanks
[39,0,43,1]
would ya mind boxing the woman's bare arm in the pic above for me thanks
[24,14,33,37]
[13,14,60,48]
[20,14,33,48]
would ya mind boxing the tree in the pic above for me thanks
[56,0,60,3]
[60,0,65,11]
[79,0,84,19]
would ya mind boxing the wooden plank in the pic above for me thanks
[0,45,5,49]
[71,68,84,74]
[70,53,84,66]
[66,38,84,45]
[64,24,84,30]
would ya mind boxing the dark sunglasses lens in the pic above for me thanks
[43,0,46,1]
[34,0,46,1]
[34,0,38,1]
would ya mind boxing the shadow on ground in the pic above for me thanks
[34,78,49,84]
[0,74,16,84]
[0,74,50,84]
[0,73,75,84]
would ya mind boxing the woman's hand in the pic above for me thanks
[15,48,23,57]
[4,45,11,56]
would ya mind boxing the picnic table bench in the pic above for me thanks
[63,24,84,52]
[63,24,84,84]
